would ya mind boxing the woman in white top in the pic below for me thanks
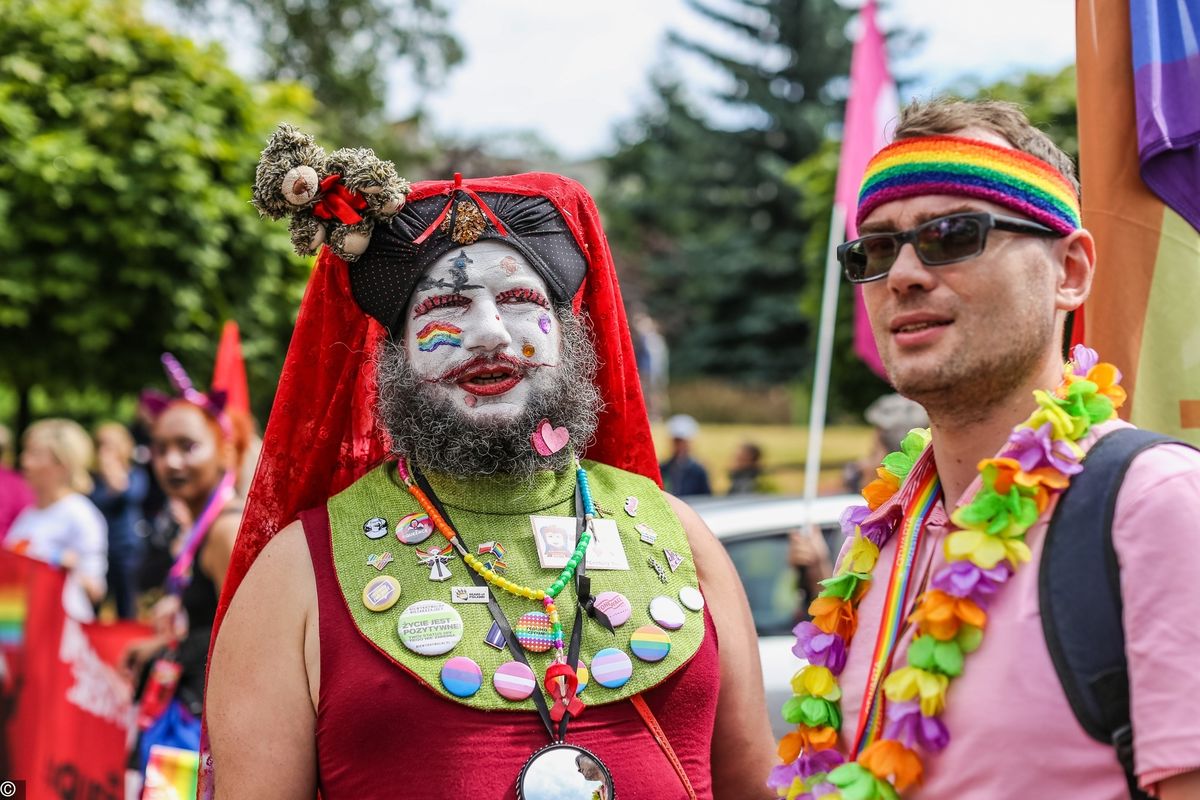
[5,419,108,621]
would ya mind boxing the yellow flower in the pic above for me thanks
[791,665,842,701]
[843,535,880,573]
[945,528,1032,569]
[1028,390,1090,440]
[882,665,949,716]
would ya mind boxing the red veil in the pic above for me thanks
[212,172,660,664]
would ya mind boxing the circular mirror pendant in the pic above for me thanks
[517,743,615,800]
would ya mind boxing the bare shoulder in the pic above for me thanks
[664,493,725,579]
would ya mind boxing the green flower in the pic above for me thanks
[905,635,964,677]
[781,695,843,729]
[819,571,871,601]
[951,465,1039,538]
[880,428,931,480]
[828,763,901,800]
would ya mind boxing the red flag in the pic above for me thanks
[211,320,250,416]
[836,0,897,380]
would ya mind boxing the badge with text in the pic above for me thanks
[362,575,402,612]
[584,518,629,571]
[530,515,577,569]
[396,512,435,545]
[450,585,490,604]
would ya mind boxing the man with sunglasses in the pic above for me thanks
[773,100,1200,800]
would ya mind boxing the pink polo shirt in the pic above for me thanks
[837,421,1200,798]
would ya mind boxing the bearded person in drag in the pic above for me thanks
[204,126,775,799]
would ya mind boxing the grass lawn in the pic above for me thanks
[649,422,874,496]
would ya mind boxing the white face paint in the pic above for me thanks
[403,242,562,420]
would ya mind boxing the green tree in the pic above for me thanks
[0,0,316,432]
[603,0,854,385]
[166,0,463,157]
[787,64,1080,417]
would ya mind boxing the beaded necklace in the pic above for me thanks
[769,345,1127,799]
[397,456,597,671]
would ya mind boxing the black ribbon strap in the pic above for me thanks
[412,467,583,744]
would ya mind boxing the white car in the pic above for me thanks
[690,493,859,739]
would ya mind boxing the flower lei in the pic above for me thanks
[768,345,1127,799]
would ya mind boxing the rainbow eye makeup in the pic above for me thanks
[416,321,463,351]
[412,293,470,318]
[495,287,550,308]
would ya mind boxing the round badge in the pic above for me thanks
[361,575,401,612]
[590,648,633,689]
[575,660,590,696]
[649,595,686,630]
[514,611,554,653]
[630,624,671,663]
[363,516,389,540]
[396,600,463,656]
[594,591,632,628]
[493,661,537,701]
[396,512,434,545]
[679,585,705,612]
[440,656,483,697]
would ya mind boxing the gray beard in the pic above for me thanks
[374,306,603,480]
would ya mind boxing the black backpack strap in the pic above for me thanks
[1040,428,1193,800]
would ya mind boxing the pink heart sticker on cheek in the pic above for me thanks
[531,419,570,456]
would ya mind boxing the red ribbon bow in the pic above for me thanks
[544,662,586,723]
[313,174,368,225]
[413,172,510,245]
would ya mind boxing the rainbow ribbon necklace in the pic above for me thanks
[851,463,942,755]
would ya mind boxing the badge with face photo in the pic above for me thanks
[396,512,435,545]
[584,518,629,571]
[530,515,577,569]
[363,516,389,540]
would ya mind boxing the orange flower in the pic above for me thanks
[1087,362,1128,410]
[909,590,987,641]
[859,740,924,790]
[777,726,839,761]
[809,595,857,640]
[978,457,1021,494]
[863,467,901,510]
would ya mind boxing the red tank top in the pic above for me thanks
[301,506,722,799]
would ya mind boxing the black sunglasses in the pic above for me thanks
[838,211,1063,284]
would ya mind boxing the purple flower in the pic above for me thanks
[797,748,845,778]
[1006,422,1083,475]
[859,510,898,548]
[840,504,871,539]
[766,761,802,791]
[810,781,842,798]
[883,699,951,752]
[931,560,1012,607]
[793,621,848,675]
[1071,344,1099,376]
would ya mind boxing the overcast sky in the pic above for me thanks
[402,0,1077,160]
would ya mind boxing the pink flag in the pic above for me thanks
[835,0,897,380]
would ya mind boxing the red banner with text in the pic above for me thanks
[1,551,152,800]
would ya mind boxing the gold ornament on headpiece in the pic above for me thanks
[441,199,487,244]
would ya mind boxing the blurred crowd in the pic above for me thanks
[0,390,259,789]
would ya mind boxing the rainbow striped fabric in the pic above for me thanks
[856,135,1081,235]
[415,321,463,352]
[852,457,942,755]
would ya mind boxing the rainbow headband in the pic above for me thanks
[856,135,1081,235]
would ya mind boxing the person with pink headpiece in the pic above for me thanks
[769,99,1200,800]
